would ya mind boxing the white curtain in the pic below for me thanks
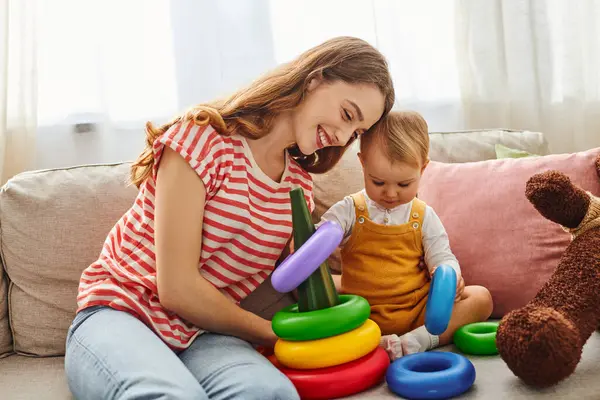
[26,0,600,173]
[456,0,600,153]
[270,0,600,154]
[0,0,37,185]
[269,0,465,135]
[36,0,276,127]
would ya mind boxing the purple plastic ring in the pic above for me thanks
[271,221,343,293]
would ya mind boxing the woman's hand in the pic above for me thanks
[256,345,275,358]
[261,329,279,348]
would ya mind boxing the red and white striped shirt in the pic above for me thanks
[77,120,314,350]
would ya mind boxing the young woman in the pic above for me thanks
[65,36,395,399]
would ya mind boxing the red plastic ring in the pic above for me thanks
[268,347,389,400]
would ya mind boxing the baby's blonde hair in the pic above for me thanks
[360,110,429,168]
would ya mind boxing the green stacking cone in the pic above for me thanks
[289,188,339,311]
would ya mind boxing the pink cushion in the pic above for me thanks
[418,147,600,318]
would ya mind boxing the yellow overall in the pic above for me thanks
[340,192,430,336]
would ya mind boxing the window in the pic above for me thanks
[37,0,178,126]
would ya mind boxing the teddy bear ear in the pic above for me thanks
[595,154,600,179]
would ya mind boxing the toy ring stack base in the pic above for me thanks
[269,301,386,399]
[268,347,389,400]
[386,351,476,400]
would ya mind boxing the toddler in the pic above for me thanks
[320,111,493,360]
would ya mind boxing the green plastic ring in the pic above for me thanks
[272,294,371,341]
[454,321,500,355]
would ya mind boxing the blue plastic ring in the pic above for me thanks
[425,265,457,335]
[386,351,476,399]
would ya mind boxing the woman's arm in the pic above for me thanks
[331,273,343,293]
[155,147,277,347]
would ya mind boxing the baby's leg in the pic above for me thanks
[379,300,438,360]
[438,285,493,346]
[381,285,492,360]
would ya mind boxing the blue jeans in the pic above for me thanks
[64,306,299,400]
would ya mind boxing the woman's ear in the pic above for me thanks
[306,74,323,92]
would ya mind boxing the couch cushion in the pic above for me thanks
[0,257,12,357]
[428,129,549,163]
[0,163,138,355]
[2,332,599,400]
[418,147,600,318]
[495,144,538,159]
[311,129,549,272]
[0,355,72,399]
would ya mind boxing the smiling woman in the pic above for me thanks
[64,36,395,400]
[289,80,385,155]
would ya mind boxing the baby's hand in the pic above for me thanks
[455,275,465,303]
[430,266,464,303]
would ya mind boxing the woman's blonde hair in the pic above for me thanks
[360,111,429,168]
[130,36,395,188]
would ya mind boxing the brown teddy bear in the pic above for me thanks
[496,154,600,387]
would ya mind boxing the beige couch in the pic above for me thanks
[1,129,599,399]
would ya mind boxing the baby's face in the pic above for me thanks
[359,144,426,209]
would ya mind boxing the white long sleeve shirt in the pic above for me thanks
[319,189,461,278]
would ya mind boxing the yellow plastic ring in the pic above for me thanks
[274,319,381,369]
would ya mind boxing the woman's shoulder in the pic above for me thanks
[152,120,244,197]
[160,120,235,149]
[156,120,250,168]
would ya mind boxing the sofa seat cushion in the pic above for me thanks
[0,163,138,355]
[2,330,599,400]
[0,355,72,399]
[347,331,600,399]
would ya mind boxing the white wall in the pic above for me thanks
[34,0,276,171]
[35,123,143,170]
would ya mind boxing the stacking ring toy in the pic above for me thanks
[274,319,381,369]
[454,321,499,355]
[269,347,389,400]
[272,294,371,341]
[425,265,457,335]
[386,351,476,399]
[271,221,344,293]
